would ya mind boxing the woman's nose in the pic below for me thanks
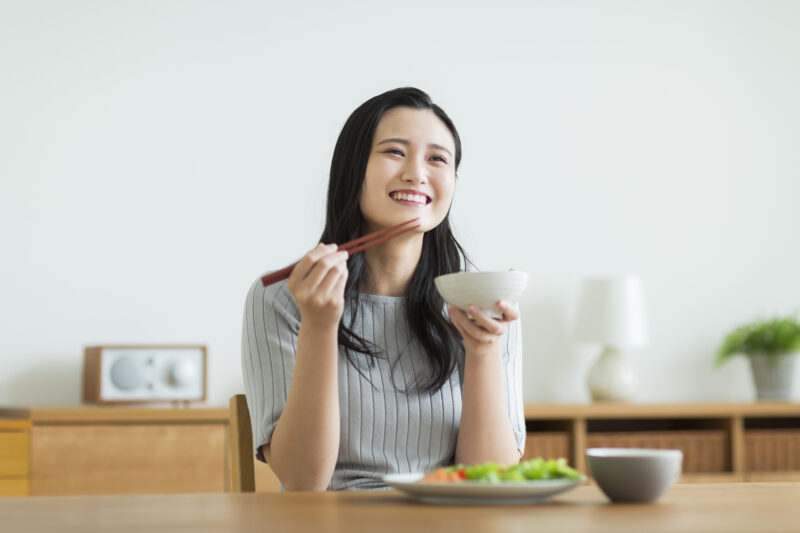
[402,158,427,184]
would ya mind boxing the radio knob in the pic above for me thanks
[110,356,145,391]
[168,359,198,387]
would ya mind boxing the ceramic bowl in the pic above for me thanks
[586,448,683,503]
[434,271,529,319]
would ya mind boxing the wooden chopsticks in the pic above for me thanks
[260,217,421,287]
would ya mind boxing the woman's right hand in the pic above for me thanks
[287,243,349,329]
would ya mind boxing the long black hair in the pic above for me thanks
[320,87,469,393]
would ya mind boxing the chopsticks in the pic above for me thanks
[260,217,421,287]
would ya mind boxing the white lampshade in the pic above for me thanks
[575,277,648,348]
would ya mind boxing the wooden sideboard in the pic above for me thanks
[0,407,281,496]
[1,403,799,496]
[0,407,231,496]
[522,403,800,482]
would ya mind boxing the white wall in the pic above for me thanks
[2,0,799,407]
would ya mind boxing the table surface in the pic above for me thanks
[3,482,799,533]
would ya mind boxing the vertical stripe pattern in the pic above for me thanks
[241,278,526,490]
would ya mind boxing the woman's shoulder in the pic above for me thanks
[245,276,300,327]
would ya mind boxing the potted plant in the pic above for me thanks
[716,315,800,400]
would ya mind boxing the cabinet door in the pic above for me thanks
[0,430,29,497]
[31,424,226,495]
[0,479,28,496]
[0,431,29,477]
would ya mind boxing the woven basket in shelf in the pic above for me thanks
[586,430,728,473]
[523,432,570,461]
[745,429,800,471]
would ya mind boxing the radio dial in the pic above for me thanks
[168,359,198,387]
[110,355,145,391]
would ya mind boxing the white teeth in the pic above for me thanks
[392,192,427,204]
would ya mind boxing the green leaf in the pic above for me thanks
[715,314,800,367]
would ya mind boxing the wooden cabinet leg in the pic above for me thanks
[572,418,587,474]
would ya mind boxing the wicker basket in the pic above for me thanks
[745,429,800,471]
[523,432,570,461]
[586,430,728,473]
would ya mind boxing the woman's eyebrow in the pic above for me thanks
[376,138,453,157]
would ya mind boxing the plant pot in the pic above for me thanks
[748,352,798,401]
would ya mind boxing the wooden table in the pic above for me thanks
[2,482,798,532]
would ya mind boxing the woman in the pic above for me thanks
[242,87,524,491]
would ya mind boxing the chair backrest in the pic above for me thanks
[229,394,256,492]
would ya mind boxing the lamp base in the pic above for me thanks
[588,346,638,402]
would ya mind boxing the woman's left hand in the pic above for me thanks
[448,301,520,358]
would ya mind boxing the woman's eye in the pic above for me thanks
[385,149,404,156]
[430,155,448,163]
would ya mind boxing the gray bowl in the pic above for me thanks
[586,448,683,503]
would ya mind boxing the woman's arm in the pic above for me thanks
[262,244,349,491]
[451,301,521,466]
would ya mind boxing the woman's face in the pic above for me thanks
[360,107,457,235]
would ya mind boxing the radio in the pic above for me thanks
[83,345,207,404]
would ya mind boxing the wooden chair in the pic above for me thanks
[229,394,256,492]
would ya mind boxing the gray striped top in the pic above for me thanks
[241,278,525,491]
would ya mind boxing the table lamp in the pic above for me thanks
[574,277,648,402]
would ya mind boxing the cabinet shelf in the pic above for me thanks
[523,403,800,482]
[3,403,800,497]
[0,408,229,497]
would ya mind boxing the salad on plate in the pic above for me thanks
[384,457,585,505]
[421,457,583,483]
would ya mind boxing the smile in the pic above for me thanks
[389,191,431,206]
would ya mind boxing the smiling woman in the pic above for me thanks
[241,88,525,491]
[360,108,455,235]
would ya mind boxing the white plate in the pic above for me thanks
[383,473,586,505]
